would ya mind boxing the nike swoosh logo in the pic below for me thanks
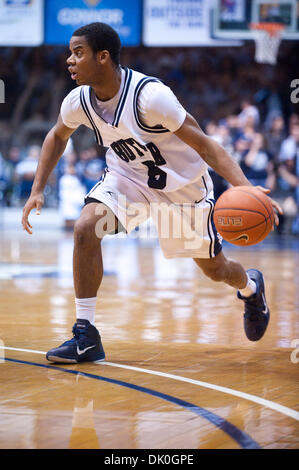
[231,234,249,242]
[261,293,268,314]
[77,345,96,356]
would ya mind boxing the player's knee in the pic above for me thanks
[74,217,101,248]
[203,266,227,283]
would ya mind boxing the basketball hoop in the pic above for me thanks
[250,22,285,65]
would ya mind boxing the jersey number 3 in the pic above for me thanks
[111,138,167,190]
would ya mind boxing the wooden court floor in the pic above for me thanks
[0,225,298,449]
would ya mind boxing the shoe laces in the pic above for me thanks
[60,324,88,348]
[72,324,90,347]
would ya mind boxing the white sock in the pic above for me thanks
[239,274,257,298]
[75,297,97,325]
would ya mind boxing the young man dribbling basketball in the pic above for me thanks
[21,23,282,363]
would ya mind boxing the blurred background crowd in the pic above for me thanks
[0,41,298,234]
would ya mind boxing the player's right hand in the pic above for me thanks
[22,192,44,234]
[255,186,283,227]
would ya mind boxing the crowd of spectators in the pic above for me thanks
[0,41,298,233]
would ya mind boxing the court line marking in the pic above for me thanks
[1,345,299,422]
[102,362,299,422]
[3,356,259,449]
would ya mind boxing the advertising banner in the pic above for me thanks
[143,0,240,46]
[0,0,44,46]
[45,0,141,46]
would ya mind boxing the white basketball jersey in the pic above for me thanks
[79,67,208,192]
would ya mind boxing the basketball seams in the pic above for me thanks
[254,215,271,244]
[214,207,267,219]
[227,187,273,220]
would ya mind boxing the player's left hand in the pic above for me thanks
[255,186,283,227]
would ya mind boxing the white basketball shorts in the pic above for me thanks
[84,169,222,259]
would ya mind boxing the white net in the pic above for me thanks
[251,24,285,65]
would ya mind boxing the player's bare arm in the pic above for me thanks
[175,112,282,224]
[22,114,75,234]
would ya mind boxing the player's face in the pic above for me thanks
[67,36,100,85]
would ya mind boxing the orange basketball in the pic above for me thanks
[213,186,275,246]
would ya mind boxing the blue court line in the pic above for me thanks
[3,357,260,449]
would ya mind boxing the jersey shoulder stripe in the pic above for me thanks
[133,76,170,134]
[80,87,103,145]
[112,67,133,127]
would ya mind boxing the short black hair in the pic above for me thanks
[72,22,121,66]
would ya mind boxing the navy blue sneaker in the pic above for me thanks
[237,269,270,341]
[46,319,105,363]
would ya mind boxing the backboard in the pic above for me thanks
[211,0,299,40]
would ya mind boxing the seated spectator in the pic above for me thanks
[14,144,40,202]
[238,98,260,129]
[265,114,287,163]
[231,135,252,165]
[58,163,86,230]
[226,114,240,138]
[240,122,256,142]
[215,122,234,154]
[76,145,106,193]
[240,133,275,189]
[0,146,23,205]
[289,113,299,127]
[8,145,22,167]
[279,123,299,163]
[204,121,219,140]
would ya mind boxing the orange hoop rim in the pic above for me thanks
[250,22,285,36]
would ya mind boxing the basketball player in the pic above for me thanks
[21,23,282,363]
